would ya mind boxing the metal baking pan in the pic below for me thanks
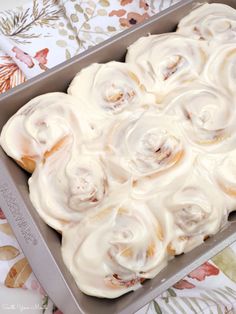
[0,0,236,313]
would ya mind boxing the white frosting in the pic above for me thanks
[149,164,228,254]
[68,62,156,133]
[29,142,108,231]
[204,44,236,97]
[166,83,236,153]
[61,194,168,298]
[0,92,95,169]
[126,33,208,102]
[103,111,194,198]
[177,3,236,44]
[1,3,236,299]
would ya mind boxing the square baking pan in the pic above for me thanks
[0,0,236,313]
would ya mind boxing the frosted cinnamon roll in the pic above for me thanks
[126,34,207,102]
[204,44,236,97]
[154,167,228,255]
[68,62,155,129]
[62,195,167,298]
[29,143,108,231]
[104,112,187,194]
[167,84,235,152]
[177,3,236,44]
[0,93,94,173]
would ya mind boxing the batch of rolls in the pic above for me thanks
[1,3,236,298]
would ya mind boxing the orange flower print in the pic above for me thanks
[34,48,49,65]
[120,0,133,5]
[0,56,25,94]
[34,48,49,71]
[139,0,149,10]
[109,9,126,17]
[120,12,149,27]
[173,279,195,290]
[188,262,219,281]
[12,47,34,69]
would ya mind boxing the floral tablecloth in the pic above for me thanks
[0,1,236,313]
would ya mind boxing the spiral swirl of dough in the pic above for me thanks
[177,3,236,44]
[166,84,236,152]
[62,195,167,298]
[0,93,94,173]
[29,142,108,231]
[126,33,207,102]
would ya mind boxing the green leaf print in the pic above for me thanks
[153,300,162,314]
[212,247,236,282]
[42,295,49,314]
[167,288,177,297]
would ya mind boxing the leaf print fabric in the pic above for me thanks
[62,0,181,52]
[0,0,78,79]
[0,0,235,313]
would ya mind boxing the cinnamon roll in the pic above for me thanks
[0,93,95,173]
[126,33,207,102]
[29,143,108,231]
[104,112,187,194]
[61,195,167,298]
[177,3,236,44]
[166,84,235,152]
[68,62,155,129]
[152,166,228,255]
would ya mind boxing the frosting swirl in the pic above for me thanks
[126,33,207,102]
[167,84,236,152]
[29,143,108,231]
[177,3,236,44]
[68,62,155,130]
[154,166,228,254]
[104,112,186,193]
[62,195,167,298]
[0,92,94,173]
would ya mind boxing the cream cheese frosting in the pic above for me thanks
[149,163,229,255]
[61,193,168,298]
[1,2,236,299]
[177,3,236,44]
[165,83,236,153]
[68,61,156,134]
[0,92,96,172]
[29,143,109,231]
[125,33,208,102]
